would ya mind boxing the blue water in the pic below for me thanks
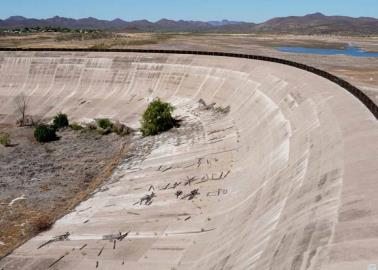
[277,46,378,58]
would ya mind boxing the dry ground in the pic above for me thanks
[0,126,132,258]
[1,32,377,105]
[134,34,378,105]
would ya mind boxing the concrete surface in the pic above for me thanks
[0,51,377,270]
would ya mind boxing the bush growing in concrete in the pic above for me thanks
[0,132,11,146]
[34,124,57,143]
[53,113,69,129]
[80,119,131,136]
[141,99,175,136]
[95,118,113,135]
[96,118,113,130]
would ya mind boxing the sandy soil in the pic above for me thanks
[0,127,131,258]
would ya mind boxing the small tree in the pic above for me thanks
[53,113,69,129]
[141,99,175,136]
[34,124,57,143]
[14,93,29,126]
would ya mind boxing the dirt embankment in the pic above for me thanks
[0,127,132,258]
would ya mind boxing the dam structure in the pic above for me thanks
[0,50,377,270]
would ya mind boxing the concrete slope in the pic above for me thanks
[0,51,377,270]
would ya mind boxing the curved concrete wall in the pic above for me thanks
[0,51,377,270]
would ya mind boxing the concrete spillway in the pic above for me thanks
[0,51,377,270]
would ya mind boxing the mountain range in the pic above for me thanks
[1,13,378,35]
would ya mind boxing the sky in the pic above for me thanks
[0,0,377,23]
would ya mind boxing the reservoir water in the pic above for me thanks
[277,46,378,58]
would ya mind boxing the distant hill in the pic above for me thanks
[0,16,222,32]
[255,13,378,35]
[1,13,378,35]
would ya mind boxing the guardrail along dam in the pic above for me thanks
[0,51,377,270]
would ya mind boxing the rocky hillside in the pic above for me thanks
[255,13,378,35]
[1,13,377,35]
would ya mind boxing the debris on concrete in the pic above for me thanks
[175,190,183,198]
[184,177,197,186]
[160,183,170,190]
[97,246,104,256]
[134,192,156,206]
[207,189,228,197]
[38,232,70,249]
[48,254,67,268]
[181,189,200,200]
[169,182,182,189]
[118,232,129,241]
[198,99,216,110]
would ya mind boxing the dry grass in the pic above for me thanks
[89,33,173,49]
[0,139,131,259]
[0,203,53,258]
[0,32,174,49]
[62,141,131,211]
[30,214,54,233]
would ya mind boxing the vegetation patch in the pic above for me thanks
[34,124,58,143]
[96,118,113,130]
[53,113,69,129]
[0,132,11,147]
[0,127,132,258]
[0,110,135,257]
[141,98,177,136]
[95,118,113,135]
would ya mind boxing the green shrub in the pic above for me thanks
[96,118,113,130]
[141,99,175,136]
[69,122,84,131]
[0,132,11,146]
[34,124,57,143]
[53,113,69,129]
